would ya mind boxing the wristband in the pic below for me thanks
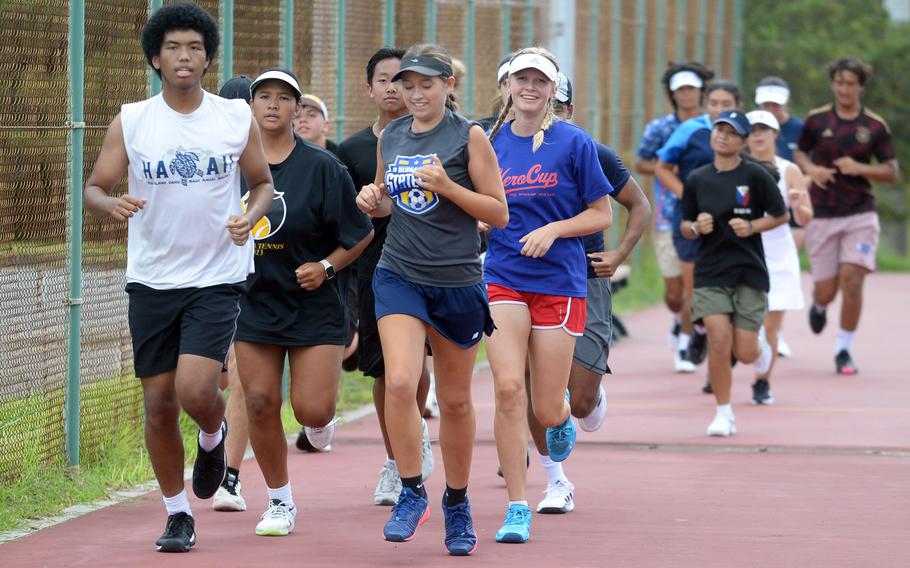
[688,223,699,237]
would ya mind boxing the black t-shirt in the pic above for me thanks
[236,136,373,345]
[681,160,786,292]
[582,142,630,278]
[325,138,339,156]
[336,125,390,282]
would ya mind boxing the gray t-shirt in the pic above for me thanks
[377,109,481,287]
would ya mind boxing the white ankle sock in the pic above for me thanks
[267,482,294,508]
[716,404,734,419]
[509,500,529,507]
[678,333,692,351]
[198,423,223,452]
[754,329,773,374]
[836,329,855,354]
[163,489,192,516]
[538,453,567,484]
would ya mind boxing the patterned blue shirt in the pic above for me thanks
[637,113,681,232]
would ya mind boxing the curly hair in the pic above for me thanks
[662,61,715,110]
[827,56,873,86]
[141,2,220,77]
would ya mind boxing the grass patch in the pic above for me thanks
[611,243,665,315]
[0,369,376,534]
[799,248,910,272]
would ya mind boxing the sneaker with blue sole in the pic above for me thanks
[442,497,477,556]
[546,391,576,462]
[495,504,532,543]
[383,486,429,542]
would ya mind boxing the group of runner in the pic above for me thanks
[636,55,898,436]
[82,1,898,557]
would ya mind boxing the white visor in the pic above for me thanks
[509,53,558,83]
[755,85,789,106]
[497,61,511,83]
[250,70,302,99]
[746,110,780,132]
[669,70,703,91]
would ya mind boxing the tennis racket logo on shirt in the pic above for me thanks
[385,154,440,215]
[241,190,286,240]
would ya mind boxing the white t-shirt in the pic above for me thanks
[120,91,254,289]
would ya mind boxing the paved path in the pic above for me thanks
[3,274,909,567]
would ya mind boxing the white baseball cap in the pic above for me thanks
[300,93,329,121]
[755,85,790,106]
[669,70,704,92]
[509,52,558,83]
[746,110,780,131]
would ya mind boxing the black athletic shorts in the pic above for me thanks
[356,276,384,379]
[126,281,245,378]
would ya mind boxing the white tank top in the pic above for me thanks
[120,91,254,289]
[761,157,799,273]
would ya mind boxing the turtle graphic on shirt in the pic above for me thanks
[169,151,204,186]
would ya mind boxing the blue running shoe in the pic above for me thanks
[495,504,531,543]
[546,391,576,462]
[383,486,429,542]
[442,497,477,556]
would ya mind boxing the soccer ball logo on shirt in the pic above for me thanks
[385,154,440,215]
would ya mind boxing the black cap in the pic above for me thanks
[392,56,453,82]
[219,75,253,103]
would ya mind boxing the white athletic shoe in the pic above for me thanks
[577,384,607,432]
[374,461,402,506]
[213,480,246,511]
[305,417,338,450]
[706,413,736,437]
[420,418,435,481]
[777,333,792,358]
[255,499,297,536]
[536,479,575,514]
[424,373,440,418]
[674,350,696,373]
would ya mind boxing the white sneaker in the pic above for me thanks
[213,479,246,511]
[305,417,338,450]
[706,413,736,437]
[255,499,297,536]
[674,350,696,373]
[420,418,435,481]
[777,333,792,358]
[577,384,607,432]
[374,461,402,506]
[536,479,575,514]
[424,373,439,418]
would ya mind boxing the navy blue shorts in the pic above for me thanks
[373,268,494,349]
[672,228,701,263]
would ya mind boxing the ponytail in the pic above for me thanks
[488,96,514,143]
[532,100,556,152]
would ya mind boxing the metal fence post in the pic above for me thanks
[465,0,476,117]
[501,1,510,57]
[608,0,621,249]
[385,0,395,47]
[335,0,346,141]
[677,0,687,60]
[282,0,294,71]
[221,0,234,84]
[66,0,86,469]
[714,0,725,76]
[426,0,437,43]
[588,0,600,141]
[631,0,647,269]
[149,0,162,95]
[732,0,743,85]
[654,0,666,119]
[696,0,707,64]
[524,0,533,46]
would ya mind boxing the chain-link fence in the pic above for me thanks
[0,0,740,481]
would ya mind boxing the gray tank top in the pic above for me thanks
[377,109,481,287]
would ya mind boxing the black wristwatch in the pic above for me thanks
[319,259,336,280]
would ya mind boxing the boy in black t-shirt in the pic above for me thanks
[681,111,788,437]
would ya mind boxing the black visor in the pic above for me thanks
[392,56,453,82]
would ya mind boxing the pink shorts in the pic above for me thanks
[805,212,879,281]
[487,284,587,336]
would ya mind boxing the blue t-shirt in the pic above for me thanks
[581,143,629,278]
[777,115,804,161]
[637,113,681,232]
[656,113,714,233]
[485,120,613,297]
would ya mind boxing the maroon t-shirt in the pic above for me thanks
[797,104,895,218]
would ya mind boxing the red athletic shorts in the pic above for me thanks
[487,283,587,336]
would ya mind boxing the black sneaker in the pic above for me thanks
[702,378,713,394]
[835,350,858,375]
[751,379,774,405]
[809,305,827,334]
[192,419,227,499]
[688,331,708,365]
[296,428,319,452]
[156,512,196,552]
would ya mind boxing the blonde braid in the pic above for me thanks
[532,99,556,152]
[488,96,514,143]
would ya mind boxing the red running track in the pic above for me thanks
[3,274,909,567]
